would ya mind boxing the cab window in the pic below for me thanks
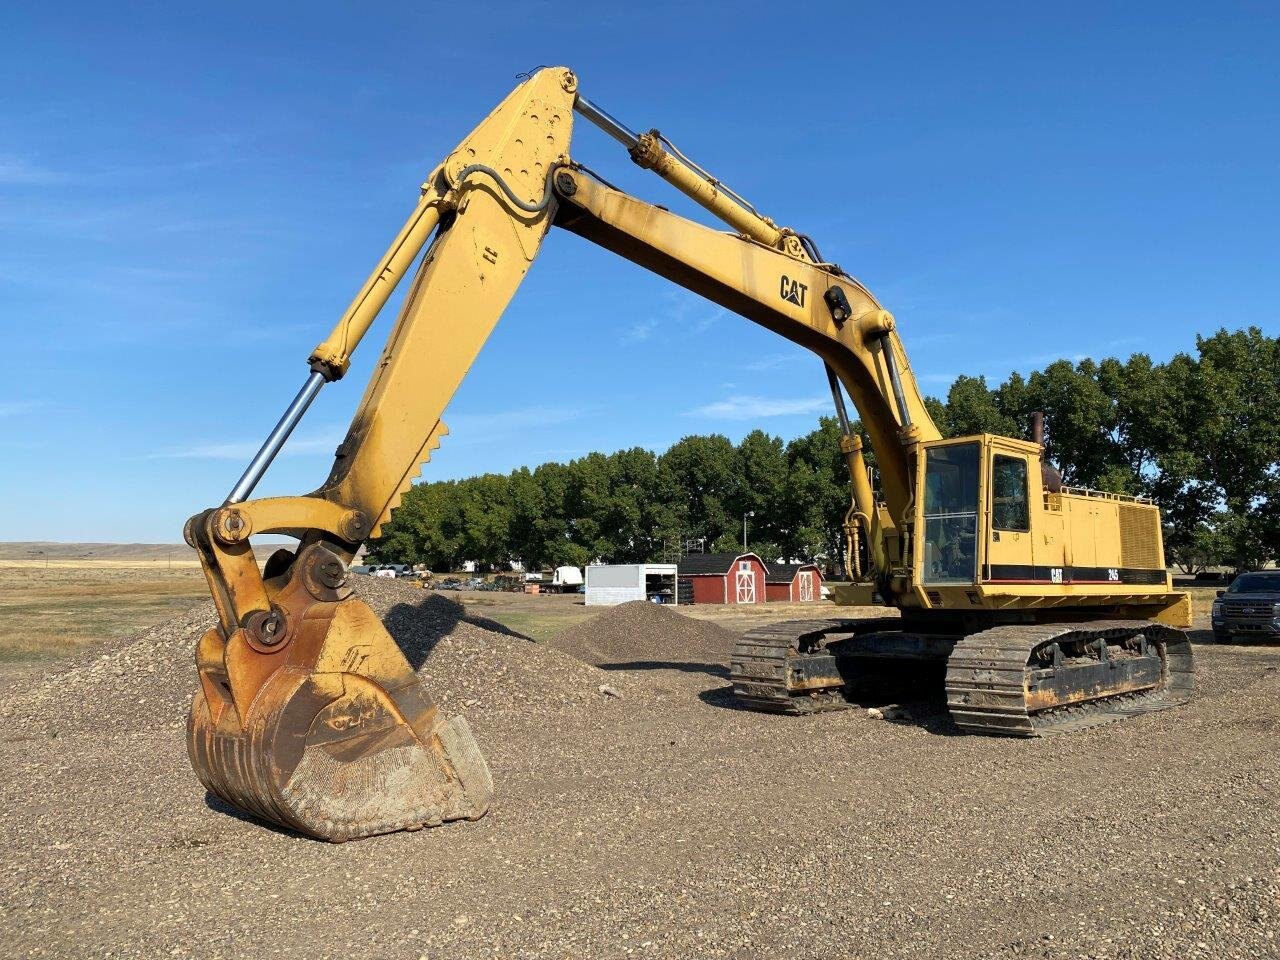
[992,454,1029,532]
[922,443,980,584]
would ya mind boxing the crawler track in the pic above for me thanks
[731,617,1193,735]
[945,620,1194,736]
[729,618,906,714]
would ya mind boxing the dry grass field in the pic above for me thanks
[0,543,294,666]
[0,563,208,663]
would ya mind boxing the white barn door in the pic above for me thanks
[798,571,814,602]
[735,562,756,604]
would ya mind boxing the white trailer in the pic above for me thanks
[585,563,679,606]
[551,565,584,592]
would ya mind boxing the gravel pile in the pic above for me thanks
[545,600,737,672]
[5,579,633,739]
[3,586,1279,960]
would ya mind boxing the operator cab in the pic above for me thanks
[916,436,1041,588]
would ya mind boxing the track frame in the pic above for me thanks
[729,617,1193,734]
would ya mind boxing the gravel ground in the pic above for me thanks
[3,580,1278,959]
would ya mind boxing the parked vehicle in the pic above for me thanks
[535,565,584,594]
[365,563,412,579]
[1212,572,1280,643]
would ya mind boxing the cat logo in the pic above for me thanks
[780,275,808,307]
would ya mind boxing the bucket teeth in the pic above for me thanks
[186,598,491,842]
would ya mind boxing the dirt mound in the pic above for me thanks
[9,578,636,738]
[546,600,737,672]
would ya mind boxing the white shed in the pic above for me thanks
[585,563,679,606]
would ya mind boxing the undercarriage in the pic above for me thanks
[729,615,1194,735]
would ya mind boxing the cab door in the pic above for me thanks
[984,449,1034,583]
[920,441,982,585]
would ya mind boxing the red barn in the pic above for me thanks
[677,553,768,605]
[764,562,823,602]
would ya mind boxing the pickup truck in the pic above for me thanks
[1212,571,1280,643]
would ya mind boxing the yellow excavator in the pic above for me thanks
[185,67,1193,841]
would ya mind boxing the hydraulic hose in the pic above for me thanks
[454,163,560,214]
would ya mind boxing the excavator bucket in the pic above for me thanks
[186,551,491,841]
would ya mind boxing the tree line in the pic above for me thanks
[370,327,1279,574]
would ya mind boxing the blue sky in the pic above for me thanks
[1,2,1276,542]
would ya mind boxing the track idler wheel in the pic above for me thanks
[186,556,491,841]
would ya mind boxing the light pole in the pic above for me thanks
[743,511,755,552]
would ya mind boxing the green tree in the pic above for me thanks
[657,434,742,551]
[369,480,467,570]
[736,430,789,554]
[941,375,1018,437]
[441,474,513,570]
[784,416,862,564]
[529,461,574,567]
[922,396,948,436]
[1183,328,1280,568]
[507,466,546,567]
[1024,359,1123,487]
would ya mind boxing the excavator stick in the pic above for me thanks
[184,67,578,840]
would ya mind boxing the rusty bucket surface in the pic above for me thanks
[187,591,491,842]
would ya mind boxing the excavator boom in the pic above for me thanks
[185,67,1191,840]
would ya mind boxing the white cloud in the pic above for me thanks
[1015,351,1088,367]
[0,400,40,417]
[691,308,726,333]
[153,431,343,460]
[621,319,657,344]
[448,404,583,431]
[0,156,63,185]
[903,331,959,347]
[742,353,803,372]
[614,294,724,344]
[444,405,589,446]
[686,395,830,420]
